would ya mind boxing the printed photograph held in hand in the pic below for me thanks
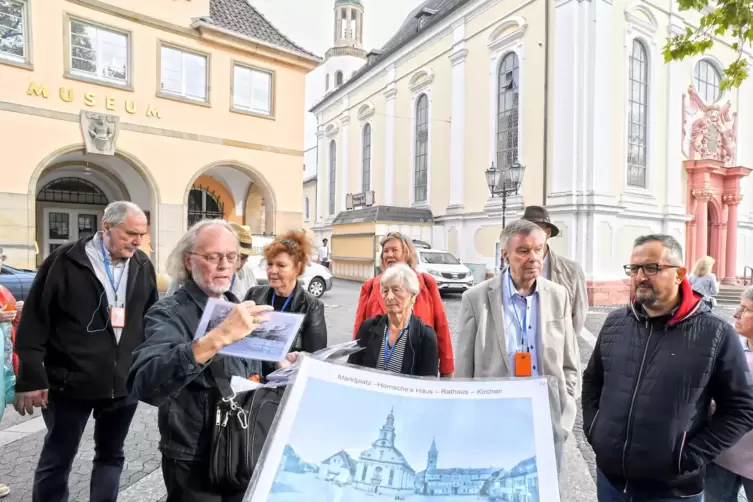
[194,298,305,361]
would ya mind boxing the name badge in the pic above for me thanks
[514,352,532,377]
[110,307,126,328]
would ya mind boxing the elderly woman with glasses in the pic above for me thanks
[348,264,438,376]
[244,230,327,359]
[704,287,753,501]
[352,232,453,377]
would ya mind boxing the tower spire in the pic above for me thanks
[427,436,438,470]
[326,0,366,60]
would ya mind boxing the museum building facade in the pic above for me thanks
[0,0,319,273]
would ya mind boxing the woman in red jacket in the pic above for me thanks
[353,232,454,376]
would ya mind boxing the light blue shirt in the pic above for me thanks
[741,335,751,352]
[502,269,541,377]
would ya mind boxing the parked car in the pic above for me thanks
[415,248,474,294]
[0,265,36,302]
[248,256,333,298]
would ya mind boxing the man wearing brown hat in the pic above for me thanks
[521,206,588,335]
[166,221,257,298]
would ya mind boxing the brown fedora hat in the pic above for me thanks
[521,206,560,237]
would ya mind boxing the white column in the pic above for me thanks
[338,115,350,212]
[550,0,614,200]
[448,22,467,210]
[384,81,397,206]
[663,19,687,219]
[315,127,325,222]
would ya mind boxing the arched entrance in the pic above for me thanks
[185,162,277,236]
[685,159,751,283]
[30,146,158,266]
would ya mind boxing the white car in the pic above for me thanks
[248,255,333,298]
[415,248,474,293]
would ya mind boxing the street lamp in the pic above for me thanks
[485,161,525,228]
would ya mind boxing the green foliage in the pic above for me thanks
[662,0,753,90]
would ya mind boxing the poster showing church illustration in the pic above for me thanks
[244,358,560,502]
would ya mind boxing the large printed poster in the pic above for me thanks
[245,358,560,502]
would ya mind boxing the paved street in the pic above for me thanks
[0,280,743,501]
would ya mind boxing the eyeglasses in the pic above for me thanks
[189,252,239,265]
[623,263,680,277]
[735,306,753,316]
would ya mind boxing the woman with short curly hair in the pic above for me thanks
[244,230,327,359]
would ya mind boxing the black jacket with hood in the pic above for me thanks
[582,278,753,498]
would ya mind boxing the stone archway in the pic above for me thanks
[30,144,159,265]
[185,161,277,235]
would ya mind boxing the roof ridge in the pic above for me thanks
[242,0,320,59]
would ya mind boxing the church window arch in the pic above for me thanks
[37,177,109,205]
[187,187,224,227]
[335,70,343,87]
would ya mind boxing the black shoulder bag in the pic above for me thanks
[207,361,285,492]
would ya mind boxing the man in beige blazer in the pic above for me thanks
[455,219,581,444]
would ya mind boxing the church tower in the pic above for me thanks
[373,408,397,448]
[323,0,367,91]
[427,437,438,470]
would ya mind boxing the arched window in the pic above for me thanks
[362,123,372,192]
[627,39,649,188]
[37,177,109,205]
[694,59,721,104]
[414,94,429,203]
[304,196,310,220]
[496,52,520,172]
[335,70,343,87]
[187,187,224,227]
[325,73,330,91]
[329,140,337,215]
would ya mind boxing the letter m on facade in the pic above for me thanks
[27,82,48,98]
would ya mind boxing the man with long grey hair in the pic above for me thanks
[583,234,753,501]
[128,219,289,500]
[14,200,158,502]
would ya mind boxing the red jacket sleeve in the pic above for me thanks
[421,274,455,375]
[353,279,374,339]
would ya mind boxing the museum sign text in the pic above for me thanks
[26,82,162,119]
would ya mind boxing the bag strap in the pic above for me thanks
[208,359,235,400]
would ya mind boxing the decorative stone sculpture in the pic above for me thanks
[681,85,737,167]
[80,111,120,156]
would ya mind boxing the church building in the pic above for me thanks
[306,0,753,305]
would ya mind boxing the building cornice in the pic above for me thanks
[311,0,510,114]
[191,20,322,68]
[325,46,368,60]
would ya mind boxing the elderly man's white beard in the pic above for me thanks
[191,266,229,295]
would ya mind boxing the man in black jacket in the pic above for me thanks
[14,201,158,502]
[582,234,753,501]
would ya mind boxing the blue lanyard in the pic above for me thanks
[230,274,236,291]
[506,272,528,351]
[100,237,126,304]
[383,320,410,367]
[271,293,293,312]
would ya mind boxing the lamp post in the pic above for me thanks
[485,161,525,228]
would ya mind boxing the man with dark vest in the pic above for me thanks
[521,206,588,335]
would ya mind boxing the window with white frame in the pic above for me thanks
[160,45,208,102]
[233,64,273,116]
[304,196,310,220]
[69,19,128,84]
[496,53,519,173]
[414,94,429,203]
[329,140,337,215]
[693,59,721,104]
[362,123,371,192]
[627,39,649,188]
[0,0,27,62]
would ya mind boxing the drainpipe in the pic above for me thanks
[542,0,550,204]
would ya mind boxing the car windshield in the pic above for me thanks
[421,252,460,265]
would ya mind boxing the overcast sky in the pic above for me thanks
[252,0,425,57]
